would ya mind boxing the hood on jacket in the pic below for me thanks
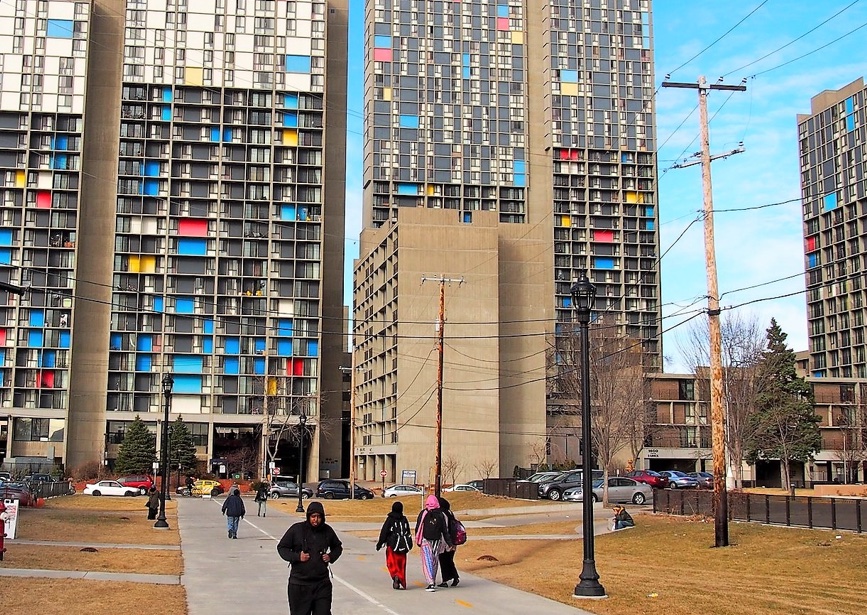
[307,500,326,523]
[424,494,439,510]
[438,497,450,512]
[390,501,404,516]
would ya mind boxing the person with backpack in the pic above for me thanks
[415,494,453,592]
[254,481,269,517]
[375,500,413,590]
[437,496,461,588]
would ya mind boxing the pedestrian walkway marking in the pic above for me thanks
[244,518,280,541]
[333,574,402,615]
[455,599,473,608]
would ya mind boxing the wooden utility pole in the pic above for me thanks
[340,353,358,500]
[663,76,746,548]
[421,275,463,497]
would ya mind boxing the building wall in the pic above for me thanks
[359,0,661,482]
[1,0,348,479]
[798,77,867,379]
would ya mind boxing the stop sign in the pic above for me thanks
[380,470,387,478]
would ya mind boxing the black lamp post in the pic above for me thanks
[570,272,606,598]
[155,374,173,529]
[296,413,307,513]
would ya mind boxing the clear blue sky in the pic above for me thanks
[343,1,867,370]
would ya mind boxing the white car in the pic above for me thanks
[383,484,424,497]
[563,477,652,505]
[83,480,140,497]
[444,484,480,492]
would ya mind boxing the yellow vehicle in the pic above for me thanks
[177,479,224,497]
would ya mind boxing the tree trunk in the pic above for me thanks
[779,459,791,493]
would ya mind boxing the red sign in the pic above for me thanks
[380,470,387,478]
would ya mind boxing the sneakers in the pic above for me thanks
[438,582,449,588]
[425,585,436,592]
[227,531,232,539]
[451,578,460,587]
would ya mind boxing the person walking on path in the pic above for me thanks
[277,500,343,615]
[415,494,453,592]
[146,486,160,520]
[221,488,246,539]
[437,496,460,588]
[375,500,413,590]
[255,482,269,517]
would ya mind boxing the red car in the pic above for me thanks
[625,469,668,489]
[117,475,155,495]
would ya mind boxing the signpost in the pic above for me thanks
[380,469,387,493]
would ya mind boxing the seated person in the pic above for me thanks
[612,505,635,530]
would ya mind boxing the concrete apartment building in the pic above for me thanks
[799,77,867,379]
[0,0,349,482]
[355,0,661,482]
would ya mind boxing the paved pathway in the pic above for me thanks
[0,496,611,614]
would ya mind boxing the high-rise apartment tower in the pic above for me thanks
[355,0,660,480]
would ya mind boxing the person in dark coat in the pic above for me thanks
[376,500,412,589]
[146,486,160,520]
[277,500,343,615]
[255,482,269,517]
[437,496,460,587]
[612,505,635,530]
[221,488,246,539]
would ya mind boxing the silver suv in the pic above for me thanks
[269,477,313,499]
[538,469,604,501]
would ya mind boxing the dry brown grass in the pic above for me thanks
[270,491,551,520]
[18,494,180,545]
[3,579,186,615]
[457,514,867,615]
[4,544,182,575]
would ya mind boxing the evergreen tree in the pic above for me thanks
[114,415,156,475]
[168,416,198,474]
[745,319,821,489]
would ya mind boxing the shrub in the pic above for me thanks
[70,460,103,481]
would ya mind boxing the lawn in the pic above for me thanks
[457,514,866,615]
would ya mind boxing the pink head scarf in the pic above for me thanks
[415,494,441,544]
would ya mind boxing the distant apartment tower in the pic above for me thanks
[0,0,349,478]
[798,78,867,378]
[356,0,660,479]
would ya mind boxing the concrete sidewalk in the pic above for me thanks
[180,496,600,615]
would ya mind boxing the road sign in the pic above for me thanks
[380,470,387,478]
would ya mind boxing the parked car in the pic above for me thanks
[176,479,224,497]
[519,471,560,484]
[466,479,486,492]
[563,477,653,505]
[83,480,140,497]
[0,471,11,481]
[23,473,53,483]
[269,479,313,499]
[625,469,668,489]
[0,481,33,506]
[315,479,375,500]
[685,471,713,489]
[444,484,480,493]
[117,475,155,495]
[383,484,424,498]
[538,469,604,501]
[658,470,699,489]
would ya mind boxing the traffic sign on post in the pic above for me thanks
[380,470,387,478]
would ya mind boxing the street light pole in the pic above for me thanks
[296,413,307,513]
[570,273,605,598]
[155,374,173,529]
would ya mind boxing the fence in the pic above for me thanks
[653,488,866,533]
[28,480,75,499]
[482,478,539,500]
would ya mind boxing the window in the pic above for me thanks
[13,417,65,441]
[678,379,694,401]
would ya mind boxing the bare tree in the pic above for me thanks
[679,313,765,488]
[442,455,464,487]
[473,458,498,479]
[550,316,650,505]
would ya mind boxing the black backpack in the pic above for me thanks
[389,518,413,554]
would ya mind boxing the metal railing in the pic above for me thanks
[653,488,865,533]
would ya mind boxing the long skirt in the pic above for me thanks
[419,539,443,585]
[385,546,407,588]
[439,547,458,583]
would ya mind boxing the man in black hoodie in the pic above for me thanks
[277,501,343,615]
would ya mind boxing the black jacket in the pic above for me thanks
[376,510,411,551]
[277,502,343,585]
[254,486,268,502]
[221,492,246,518]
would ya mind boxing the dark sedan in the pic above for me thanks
[315,479,375,500]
